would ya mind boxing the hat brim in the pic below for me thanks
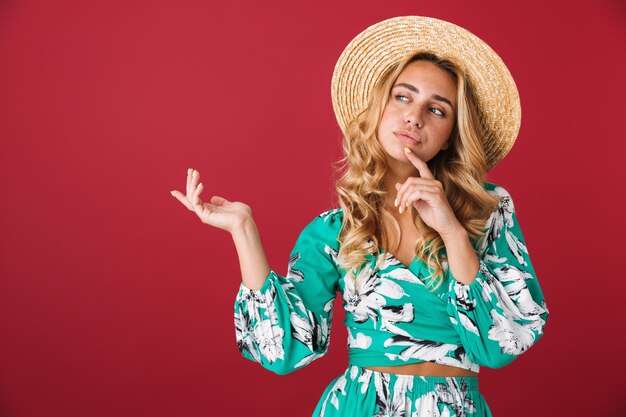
[331,16,521,171]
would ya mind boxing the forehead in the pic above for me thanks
[395,60,456,94]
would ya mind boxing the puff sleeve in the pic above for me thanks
[233,209,342,375]
[446,185,549,369]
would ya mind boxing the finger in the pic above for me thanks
[397,183,426,214]
[170,189,193,211]
[403,147,435,179]
[402,184,439,209]
[395,181,415,213]
[404,188,438,210]
[210,195,228,206]
[188,169,200,202]
[192,182,204,211]
[186,168,193,199]
[394,182,403,211]
[394,177,431,214]
[396,180,415,213]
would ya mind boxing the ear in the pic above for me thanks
[441,139,451,151]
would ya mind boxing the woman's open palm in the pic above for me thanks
[170,168,251,234]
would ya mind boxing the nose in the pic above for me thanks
[404,104,424,128]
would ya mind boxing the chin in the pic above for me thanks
[386,150,413,164]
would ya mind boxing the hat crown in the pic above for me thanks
[331,15,521,171]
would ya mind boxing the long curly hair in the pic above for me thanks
[332,51,501,291]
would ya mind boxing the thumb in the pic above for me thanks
[395,183,401,190]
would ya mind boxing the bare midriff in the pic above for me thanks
[363,362,478,377]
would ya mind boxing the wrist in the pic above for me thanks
[441,224,467,244]
[232,217,257,241]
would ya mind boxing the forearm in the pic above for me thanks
[441,227,479,285]
[231,218,271,291]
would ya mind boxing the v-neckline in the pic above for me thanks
[377,247,450,301]
[378,247,424,281]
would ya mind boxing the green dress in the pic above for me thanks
[234,181,549,416]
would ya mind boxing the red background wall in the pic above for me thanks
[1,0,624,416]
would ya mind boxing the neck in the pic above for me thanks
[383,158,420,203]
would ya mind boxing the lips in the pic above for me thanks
[394,130,421,145]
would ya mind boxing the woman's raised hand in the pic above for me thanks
[396,147,463,239]
[170,168,252,234]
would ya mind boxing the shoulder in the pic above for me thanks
[316,207,344,224]
[298,208,344,247]
[309,207,344,232]
[483,180,509,195]
[483,180,515,210]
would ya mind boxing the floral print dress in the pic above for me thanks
[233,182,549,416]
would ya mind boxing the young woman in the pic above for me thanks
[171,16,549,417]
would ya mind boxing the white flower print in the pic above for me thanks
[482,263,547,334]
[477,186,526,266]
[372,372,392,417]
[357,369,372,394]
[487,309,535,355]
[319,374,348,416]
[343,265,387,324]
[453,258,547,356]
[326,244,340,271]
[347,328,372,349]
[385,378,477,417]
[291,299,334,350]
[372,371,413,417]
[382,344,479,373]
[234,309,262,363]
[504,226,527,266]
[378,252,426,286]
[449,185,549,359]
[432,378,476,417]
[293,353,320,369]
[433,349,480,373]
[291,298,334,368]
[286,252,305,283]
[343,262,416,339]
[476,187,514,255]
[252,319,285,363]
[287,241,340,286]
[319,207,342,223]
[349,364,359,379]
[380,303,415,337]
[452,281,476,311]
[456,313,480,336]
[412,392,452,417]
[279,280,307,317]
[383,335,460,362]
[378,277,409,299]
[238,283,277,322]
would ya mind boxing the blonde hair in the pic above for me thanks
[332,51,501,291]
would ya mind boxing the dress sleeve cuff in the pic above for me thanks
[448,259,493,310]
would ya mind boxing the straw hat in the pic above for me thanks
[331,16,521,171]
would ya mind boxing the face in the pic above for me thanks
[376,60,457,168]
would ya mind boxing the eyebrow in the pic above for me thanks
[392,83,454,110]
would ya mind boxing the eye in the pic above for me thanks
[394,94,409,102]
[430,108,445,116]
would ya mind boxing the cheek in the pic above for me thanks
[382,104,400,119]
[433,116,453,134]
[444,121,455,138]
[379,108,397,132]
[376,112,389,136]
